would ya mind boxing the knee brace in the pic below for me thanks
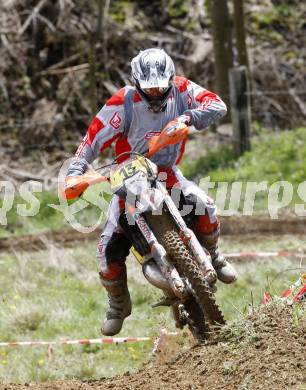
[97,232,130,281]
[194,214,220,236]
[99,263,126,281]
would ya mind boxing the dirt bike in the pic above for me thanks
[63,123,225,341]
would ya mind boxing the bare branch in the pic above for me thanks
[38,63,90,76]
[19,0,48,35]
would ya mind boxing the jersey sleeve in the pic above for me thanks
[66,88,127,177]
[183,80,227,130]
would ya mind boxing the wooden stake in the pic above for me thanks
[229,66,251,156]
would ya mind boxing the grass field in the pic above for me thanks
[0,234,305,383]
[0,183,110,239]
[181,127,306,184]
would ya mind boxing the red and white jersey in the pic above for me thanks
[67,76,227,176]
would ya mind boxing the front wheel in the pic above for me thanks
[183,297,207,342]
[162,230,225,332]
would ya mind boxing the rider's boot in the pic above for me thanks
[100,271,132,336]
[201,231,238,284]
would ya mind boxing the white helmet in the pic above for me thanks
[131,48,175,113]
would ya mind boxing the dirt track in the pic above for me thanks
[1,216,306,253]
[1,304,305,390]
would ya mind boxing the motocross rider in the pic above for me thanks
[66,48,238,336]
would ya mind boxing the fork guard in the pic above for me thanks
[180,228,217,285]
[133,213,188,300]
[157,182,217,285]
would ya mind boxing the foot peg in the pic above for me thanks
[152,296,178,308]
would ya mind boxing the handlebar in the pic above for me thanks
[62,122,189,200]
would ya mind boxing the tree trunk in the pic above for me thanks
[208,0,233,121]
[233,0,249,68]
[88,35,97,116]
[229,66,251,156]
[88,0,106,116]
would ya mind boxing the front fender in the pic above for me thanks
[136,187,166,214]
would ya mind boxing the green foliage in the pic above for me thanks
[181,144,236,180]
[2,191,61,237]
[250,3,299,41]
[182,128,306,185]
[291,304,305,328]
[251,4,294,29]
[110,0,130,24]
[252,9,280,28]
[167,0,188,19]
[209,128,306,184]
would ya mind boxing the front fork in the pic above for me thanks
[130,209,188,300]
[127,182,216,300]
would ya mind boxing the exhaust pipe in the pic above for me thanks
[142,259,173,293]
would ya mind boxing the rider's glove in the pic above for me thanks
[165,115,191,135]
[176,114,192,125]
[148,117,190,157]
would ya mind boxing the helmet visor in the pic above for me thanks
[143,87,169,98]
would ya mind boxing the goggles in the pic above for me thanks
[143,87,169,98]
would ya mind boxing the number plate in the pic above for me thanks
[110,157,148,190]
[131,246,145,264]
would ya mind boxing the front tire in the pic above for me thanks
[162,230,225,330]
[184,297,207,342]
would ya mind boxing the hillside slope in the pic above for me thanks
[92,302,306,390]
